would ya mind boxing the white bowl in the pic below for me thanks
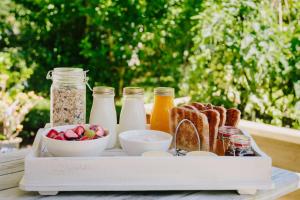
[119,130,172,156]
[42,124,110,157]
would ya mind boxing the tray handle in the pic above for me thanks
[174,119,201,156]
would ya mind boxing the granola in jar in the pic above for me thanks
[47,68,87,126]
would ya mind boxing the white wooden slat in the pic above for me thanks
[0,159,23,175]
[0,148,30,191]
[0,171,24,192]
[0,149,30,163]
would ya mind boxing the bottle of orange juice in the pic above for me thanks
[150,87,175,133]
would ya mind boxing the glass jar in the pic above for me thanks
[119,87,146,133]
[150,87,175,133]
[47,68,87,126]
[89,86,117,148]
[225,135,255,156]
[215,126,241,156]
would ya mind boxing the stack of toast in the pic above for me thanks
[170,103,241,153]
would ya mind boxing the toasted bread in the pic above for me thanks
[170,107,209,151]
[191,102,206,110]
[185,105,220,152]
[183,105,199,113]
[225,108,241,127]
[200,109,220,152]
[213,106,226,127]
[204,103,213,109]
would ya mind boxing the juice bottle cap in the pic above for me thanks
[154,87,174,96]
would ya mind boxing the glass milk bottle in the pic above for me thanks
[89,86,117,148]
[119,87,146,133]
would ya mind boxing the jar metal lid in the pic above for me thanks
[154,87,174,96]
[229,135,251,148]
[93,86,114,95]
[47,67,86,81]
[52,68,84,77]
[53,67,83,73]
[123,87,144,95]
[218,126,241,138]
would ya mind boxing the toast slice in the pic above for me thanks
[191,102,206,111]
[185,105,220,152]
[213,106,227,127]
[170,107,209,151]
[183,105,199,113]
[225,108,241,127]
[200,109,220,152]
[204,103,213,109]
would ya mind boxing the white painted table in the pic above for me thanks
[0,167,299,200]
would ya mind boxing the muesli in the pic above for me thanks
[51,86,85,126]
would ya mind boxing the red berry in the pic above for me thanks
[79,136,89,141]
[89,125,98,131]
[90,125,105,137]
[46,129,59,138]
[64,129,79,140]
[74,126,85,136]
[95,129,104,137]
[59,131,66,138]
[93,135,99,139]
[54,135,65,140]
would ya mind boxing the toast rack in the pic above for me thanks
[173,118,201,156]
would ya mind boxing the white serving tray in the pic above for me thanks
[19,127,273,196]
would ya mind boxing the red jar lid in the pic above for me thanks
[218,126,241,138]
[229,135,251,148]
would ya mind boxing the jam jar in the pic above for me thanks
[225,135,255,156]
[215,126,241,156]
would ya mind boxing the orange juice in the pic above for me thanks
[150,87,174,133]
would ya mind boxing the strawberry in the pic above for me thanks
[89,125,99,131]
[46,129,59,138]
[95,128,105,137]
[79,136,90,141]
[73,125,85,136]
[59,131,66,138]
[54,135,65,140]
[64,129,79,140]
[90,125,105,137]
[93,135,98,139]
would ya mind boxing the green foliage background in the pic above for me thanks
[184,0,300,127]
[0,0,299,143]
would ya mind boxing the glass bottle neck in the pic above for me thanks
[93,94,115,98]
[123,94,144,99]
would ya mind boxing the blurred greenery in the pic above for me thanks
[183,0,300,128]
[0,0,299,144]
[20,99,49,145]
